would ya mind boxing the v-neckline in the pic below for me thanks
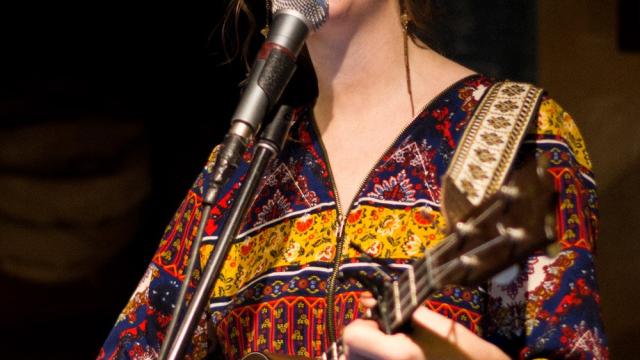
[310,73,481,345]
[310,73,481,220]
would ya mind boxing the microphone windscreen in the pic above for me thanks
[271,0,329,30]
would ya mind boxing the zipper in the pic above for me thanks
[312,111,420,346]
[314,74,479,346]
[325,213,346,346]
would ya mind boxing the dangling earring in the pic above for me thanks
[261,0,272,38]
[401,6,416,117]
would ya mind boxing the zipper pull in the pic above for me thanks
[336,214,346,239]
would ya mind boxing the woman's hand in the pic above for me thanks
[340,294,509,360]
[341,317,425,360]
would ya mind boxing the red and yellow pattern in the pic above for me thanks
[99,76,607,360]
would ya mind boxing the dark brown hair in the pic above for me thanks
[402,0,434,46]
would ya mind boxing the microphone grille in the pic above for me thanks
[272,0,329,30]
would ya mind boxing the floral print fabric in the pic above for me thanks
[99,75,607,359]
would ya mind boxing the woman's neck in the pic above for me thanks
[307,1,406,122]
[306,1,475,128]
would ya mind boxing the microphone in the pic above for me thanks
[158,5,328,359]
[205,0,328,204]
[232,0,327,135]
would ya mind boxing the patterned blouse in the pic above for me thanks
[99,75,608,359]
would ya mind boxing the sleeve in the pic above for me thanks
[483,98,609,359]
[98,145,245,360]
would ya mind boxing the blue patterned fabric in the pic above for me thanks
[99,75,608,359]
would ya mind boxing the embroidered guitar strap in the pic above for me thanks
[442,81,545,228]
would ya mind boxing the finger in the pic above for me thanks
[359,297,377,309]
[358,292,377,318]
[411,306,472,341]
[348,318,379,329]
[360,291,373,299]
[342,319,424,360]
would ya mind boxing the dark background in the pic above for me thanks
[620,0,640,51]
[1,2,237,357]
[1,1,637,359]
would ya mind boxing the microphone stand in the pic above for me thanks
[160,104,295,360]
[159,9,314,359]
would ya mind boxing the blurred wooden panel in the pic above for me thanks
[539,0,640,358]
[0,120,150,283]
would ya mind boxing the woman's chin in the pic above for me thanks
[326,2,351,22]
[325,0,387,24]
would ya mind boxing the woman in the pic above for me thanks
[99,0,608,359]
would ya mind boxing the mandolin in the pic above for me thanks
[241,154,557,360]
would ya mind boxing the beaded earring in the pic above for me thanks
[261,0,272,38]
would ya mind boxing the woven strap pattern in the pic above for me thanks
[446,81,544,206]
